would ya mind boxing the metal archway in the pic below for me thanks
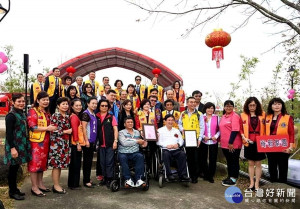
[55,47,183,87]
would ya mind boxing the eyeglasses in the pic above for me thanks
[100,105,108,107]
[136,79,141,81]
[150,100,157,102]
[225,105,234,108]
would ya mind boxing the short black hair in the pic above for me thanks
[203,102,216,113]
[98,99,111,110]
[223,100,234,114]
[12,93,24,102]
[140,99,150,109]
[150,88,158,94]
[37,73,43,77]
[103,76,109,81]
[52,67,60,72]
[164,114,175,121]
[33,91,49,112]
[56,97,70,106]
[192,90,202,97]
[87,96,98,104]
[107,89,116,95]
[164,99,174,106]
[148,95,158,100]
[135,75,141,80]
[124,116,134,123]
[114,79,123,87]
[186,96,195,103]
[66,86,78,99]
[126,84,136,96]
[89,71,96,74]
[65,76,72,82]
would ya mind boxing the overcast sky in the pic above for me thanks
[0,0,289,104]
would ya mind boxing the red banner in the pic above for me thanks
[256,135,289,152]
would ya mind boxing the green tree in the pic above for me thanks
[0,45,37,93]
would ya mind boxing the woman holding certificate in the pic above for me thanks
[265,98,294,183]
[240,97,266,192]
[219,100,242,187]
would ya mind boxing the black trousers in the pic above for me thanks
[222,148,241,179]
[199,143,218,179]
[49,94,59,114]
[186,147,199,180]
[68,145,82,188]
[267,152,290,183]
[145,141,157,175]
[99,147,114,179]
[96,149,103,176]
[162,149,187,177]
[8,164,20,195]
[82,144,94,184]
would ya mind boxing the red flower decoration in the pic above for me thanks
[174,134,178,138]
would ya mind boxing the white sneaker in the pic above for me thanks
[135,179,146,187]
[125,179,135,188]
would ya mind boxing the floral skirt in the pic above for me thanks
[48,136,70,168]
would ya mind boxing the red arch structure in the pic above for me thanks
[56,47,183,87]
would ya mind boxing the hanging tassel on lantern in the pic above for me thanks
[212,47,224,68]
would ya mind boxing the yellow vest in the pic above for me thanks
[29,108,47,143]
[147,85,164,103]
[181,110,202,138]
[32,82,42,102]
[47,75,63,97]
[127,95,140,110]
[115,88,123,101]
[162,110,180,129]
[265,114,290,136]
[85,80,100,96]
[137,85,146,101]
[241,112,265,139]
[137,110,156,130]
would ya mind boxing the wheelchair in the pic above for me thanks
[109,149,150,192]
[155,146,190,188]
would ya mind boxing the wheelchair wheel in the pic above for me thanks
[110,180,120,192]
[142,180,150,191]
[158,175,163,188]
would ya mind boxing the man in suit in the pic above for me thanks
[75,76,84,97]
[134,75,146,101]
[30,73,44,105]
[192,90,204,113]
[44,67,64,114]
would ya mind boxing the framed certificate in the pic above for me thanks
[142,124,158,141]
[184,130,197,147]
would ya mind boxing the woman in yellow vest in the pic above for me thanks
[127,84,140,114]
[27,91,57,197]
[265,98,295,183]
[114,79,124,101]
[172,81,185,110]
[240,97,266,192]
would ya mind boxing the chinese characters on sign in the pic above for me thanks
[244,188,296,204]
[256,135,289,152]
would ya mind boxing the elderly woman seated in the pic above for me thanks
[157,114,190,181]
[118,116,148,188]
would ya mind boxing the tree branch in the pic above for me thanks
[280,0,300,11]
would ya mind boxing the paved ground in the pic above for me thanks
[14,169,297,209]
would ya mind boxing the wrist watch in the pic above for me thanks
[288,147,294,152]
[114,139,118,143]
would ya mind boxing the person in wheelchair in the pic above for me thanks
[157,114,190,182]
[118,116,148,188]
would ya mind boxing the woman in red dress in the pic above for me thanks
[27,91,57,197]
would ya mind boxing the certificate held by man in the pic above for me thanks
[184,130,197,147]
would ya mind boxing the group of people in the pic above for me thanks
[4,67,295,201]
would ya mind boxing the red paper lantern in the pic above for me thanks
[205,29,231,68]
[152,67,161,77]
[66,66,76,77]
